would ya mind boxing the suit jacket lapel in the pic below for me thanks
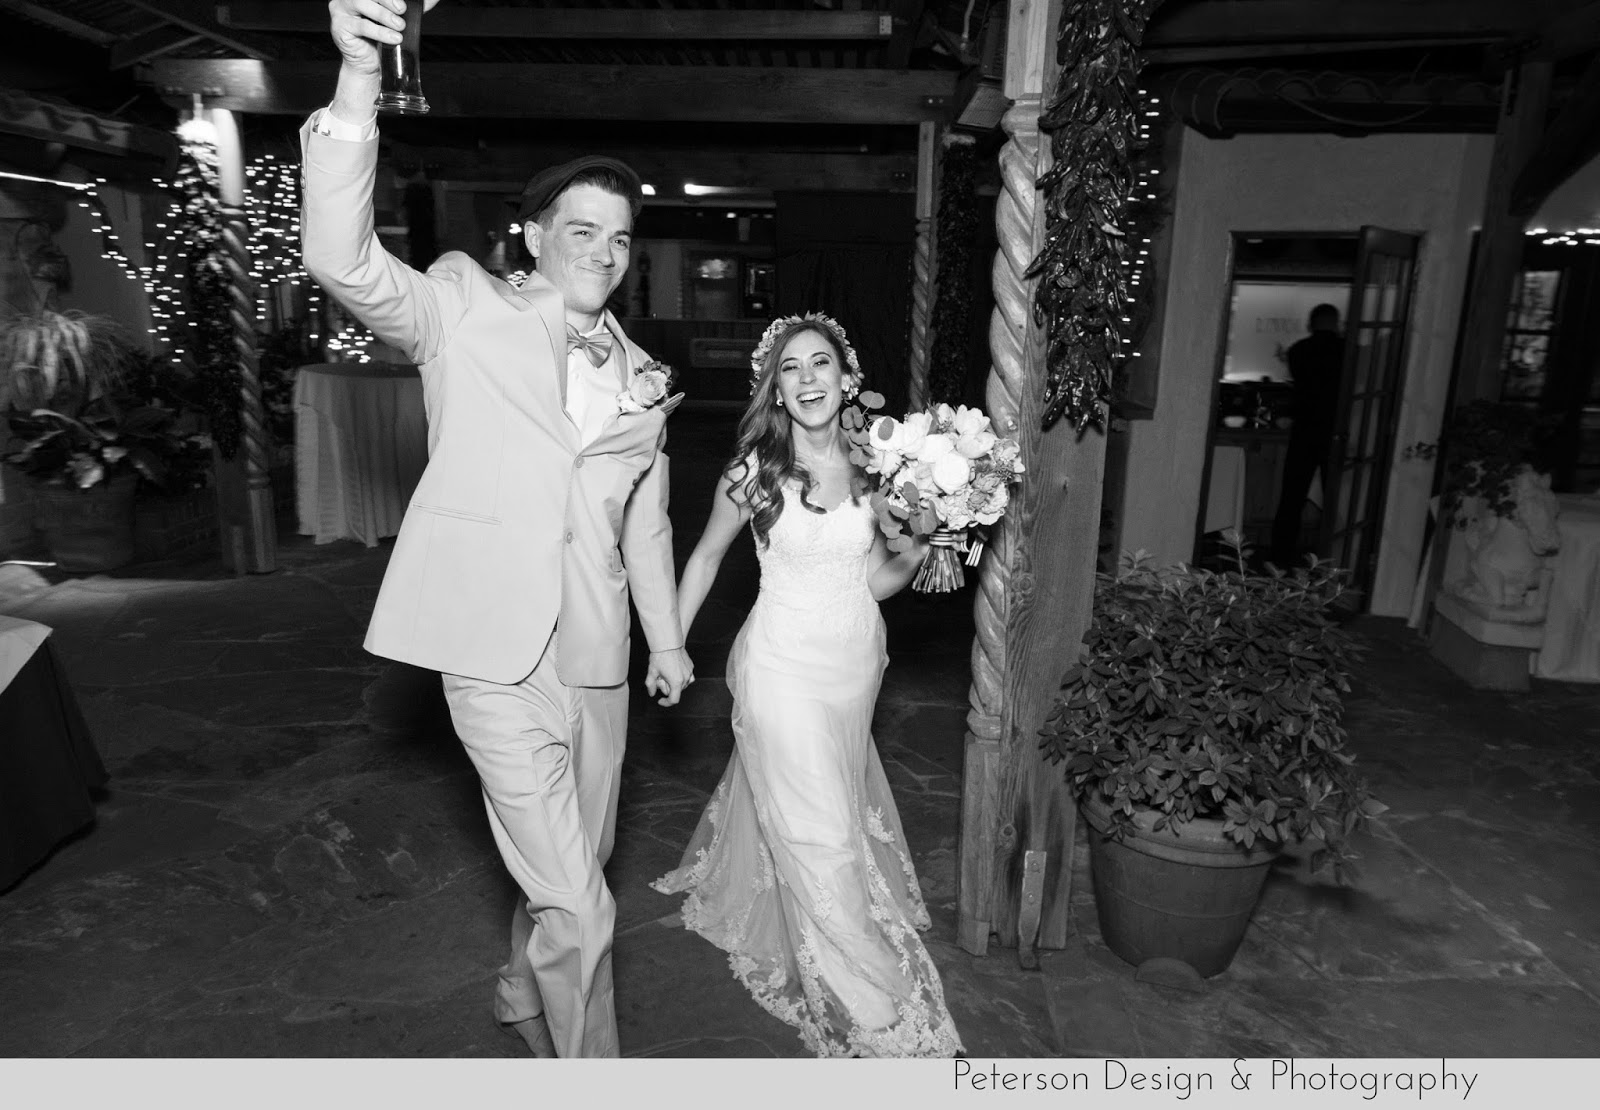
[515,273,580,444]
[602,309,632,390]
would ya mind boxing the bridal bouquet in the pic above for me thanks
[845,395,1024,592]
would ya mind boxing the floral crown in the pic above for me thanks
[748,312,861,393]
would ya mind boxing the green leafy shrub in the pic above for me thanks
[1040,535,1383,875]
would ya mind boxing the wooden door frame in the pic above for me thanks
[1190,230,1361,566]
[1321,226,1423,608]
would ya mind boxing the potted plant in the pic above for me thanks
[1408,400,1560,523]
[3,311,209,571]
[1408,401,1563,616]
[1039,535,1383,978]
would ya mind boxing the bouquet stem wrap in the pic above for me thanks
[914,528,970,593]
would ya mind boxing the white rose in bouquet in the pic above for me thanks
[899,411,933,456]
[919,432,956,462]
[952,405,990,437]
[931,452,973,494]
[955,429,997,459]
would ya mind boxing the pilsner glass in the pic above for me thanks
[376,0,429,114]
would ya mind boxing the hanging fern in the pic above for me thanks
[928,133,980,406]
[1030,0,1164,431]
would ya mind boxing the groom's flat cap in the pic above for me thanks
[516,156,644,222]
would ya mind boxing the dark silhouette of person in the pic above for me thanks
[1271,303,1345,568]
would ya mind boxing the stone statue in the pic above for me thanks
[1447,466,1562,621]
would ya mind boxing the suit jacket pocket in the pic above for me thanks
[411,503,502,526]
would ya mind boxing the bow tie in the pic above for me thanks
[566,325,613,368]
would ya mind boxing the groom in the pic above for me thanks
[302,0,694,1058]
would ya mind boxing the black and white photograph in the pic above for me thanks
[0,0,1597,1092]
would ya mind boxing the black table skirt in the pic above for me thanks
[0,639,107,892]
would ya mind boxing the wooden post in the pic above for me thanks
[1418,59,1550,628]
[907,120,940,411]
[1454,60,1552,408]
[958,0,1094,967]
[208,106,276,574]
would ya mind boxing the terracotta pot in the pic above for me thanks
[31,472,139,572]
[1083,797,1278,978]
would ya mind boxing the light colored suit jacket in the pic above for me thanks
[300,122,682,686]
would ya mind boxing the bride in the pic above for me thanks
[652,313,964,1058]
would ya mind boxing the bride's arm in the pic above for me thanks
[676,468,753,637]
[867,529,931,601]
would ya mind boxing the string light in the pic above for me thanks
[1531,227,1600,247]
[71,144,377,364]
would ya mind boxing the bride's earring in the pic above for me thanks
[775,396,784,407]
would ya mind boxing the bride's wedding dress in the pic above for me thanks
[653,484,963,1058]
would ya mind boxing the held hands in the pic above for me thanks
[329,0,442,75]
[645,647,695,708]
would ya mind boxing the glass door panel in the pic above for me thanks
[1320,227,1421,606]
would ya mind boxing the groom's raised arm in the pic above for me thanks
[302,0,464,364]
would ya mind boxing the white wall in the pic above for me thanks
[1533,150,1600,232]
[1120,129,1493,616]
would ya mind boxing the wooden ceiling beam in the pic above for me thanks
[110,26,205,70]
[215,4,893,41]
[0,0,118,46]
[1527,1,1600,60]
[146,60,955,123]
[1145,0,1564,46]
[385,143,917,194]
[1511,50,1600,216]
[121,0,273,59]
[1144,36,1510,65]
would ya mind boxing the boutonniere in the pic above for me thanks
[616,359,682,415]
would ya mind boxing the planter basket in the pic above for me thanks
[1084,798,1277,978]
[31,473,139,572]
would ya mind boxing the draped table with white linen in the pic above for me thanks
[1536,492,1600,682]
[0,615,106,890]
[294,363,428,547]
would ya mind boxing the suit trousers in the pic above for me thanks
[441,639,629,1058]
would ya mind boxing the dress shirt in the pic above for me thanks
[310,107,378,143]
[566,321,621,446]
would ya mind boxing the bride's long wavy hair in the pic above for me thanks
[726,319,864,547]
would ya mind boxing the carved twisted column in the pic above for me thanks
[958,94,1047,957]
[907,121,939,411]
[209,107,276,573]
[222,205,276,572]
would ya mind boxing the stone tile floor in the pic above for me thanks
[2,412,1598,1058]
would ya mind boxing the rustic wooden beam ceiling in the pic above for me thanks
[147,60,955,123]
[216,4,893,41]
[385,143,918,194]
[1145,0,1566,46]
[121,0,274,59]
[0,0,118,46]
[110,26,205,70]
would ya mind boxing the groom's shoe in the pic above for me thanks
[500,1014,558,1058]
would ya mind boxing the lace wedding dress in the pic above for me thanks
[652,484,964,1058]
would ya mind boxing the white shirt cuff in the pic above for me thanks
[311,106,378,142]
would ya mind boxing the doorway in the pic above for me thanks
[1195,228,1421,609]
